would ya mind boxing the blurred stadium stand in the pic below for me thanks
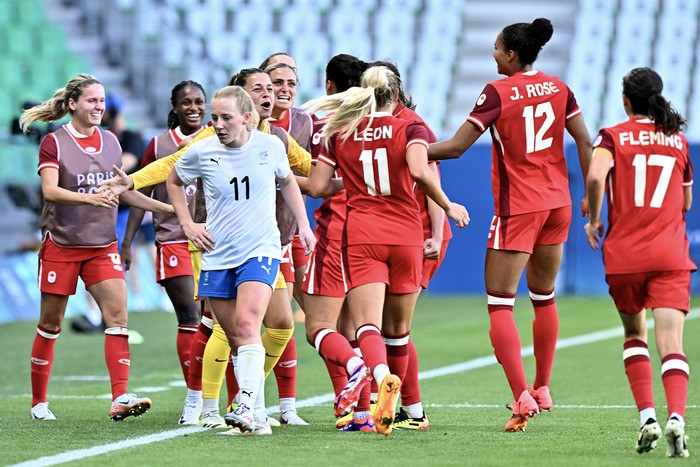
[0,0,698,316]
[2,0,692,141]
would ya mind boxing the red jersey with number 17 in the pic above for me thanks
[318,113,428,247]
[468,70,580,216]
[594,118,696,274]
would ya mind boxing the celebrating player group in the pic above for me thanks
[21,16,693,458]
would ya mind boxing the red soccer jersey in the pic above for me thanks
[311,116,347,241]
[394,102,453,242]
[318,113,428,246]
[468,70,580,216]
[594,118,696,274]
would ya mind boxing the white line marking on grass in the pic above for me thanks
[10,427,206,467]
[13,308,699,466]
[418,309,699,381]
[427,403,700,409]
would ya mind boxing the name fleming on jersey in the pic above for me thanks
[618,130,684,149]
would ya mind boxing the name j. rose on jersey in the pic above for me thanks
[75,170,116,192]
[508,81,560,101]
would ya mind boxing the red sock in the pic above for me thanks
[661,353,689,418]
[384,331,410,382]
[323,358,348,397]
[31,326,60,406]
[176,324,197,385]
[313,329,357,368]
[187,319,213,391]
[530,288,558,388]
[274,336,297,399]
[401,338,421,406]
[623,339,654,411]
[352,338,378,395]
[225,356,238,406]
[356,378,372,412]
[356,324,387,380]
[104,328,130,399]
[487,291,526,399]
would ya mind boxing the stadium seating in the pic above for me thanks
[1,0,699,142]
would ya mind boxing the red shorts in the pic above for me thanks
[487,206,571,253]
[302,235,347,297]
[279,243,295,283]
[156,242,193,283]
[291,235,308,270]
[421,239,450,289]
[343,244,422,294]
[606,270,692,315]
[38,237,124,295]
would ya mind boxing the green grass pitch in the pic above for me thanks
[1,295,698,466]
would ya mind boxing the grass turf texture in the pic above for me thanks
[1,295,697,466]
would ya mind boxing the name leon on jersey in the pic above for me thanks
[353,125,393,141]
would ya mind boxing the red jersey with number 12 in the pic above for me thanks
[318,113,428,246]
[468,70,580,216]
[594,118,696,274]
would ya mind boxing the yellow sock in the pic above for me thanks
[201,324,230,399]
[261,327,294,378]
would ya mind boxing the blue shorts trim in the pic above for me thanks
[198,256,280,299]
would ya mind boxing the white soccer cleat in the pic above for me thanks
[199,412,228,429]
[224,403,256,433]
[267,416,281,427]
[279,410,309,426]
[178,397,202,425]
[217,420,272,436]
[254,420,273,435]
[665,418,690,458]
[110,394,151,421]
[635,418,662,453]
[31,402,56,421]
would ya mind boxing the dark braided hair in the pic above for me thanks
[326,54,368,93]
[369,60,416,110]
[228,68,265,87]
[622,67,686,135]
[167,80,206,129]
[501,18,553,66]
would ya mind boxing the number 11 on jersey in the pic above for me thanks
[359,148,391,196]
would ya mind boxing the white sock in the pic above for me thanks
[346,356,364,375]
[640,407,657,427]
[404,402,424,419]
[279,397,296,413]
[254,365,267,424]
[201,397,220,416]
[669,412,685,427]
[237,344,265,410]
[186,389,202,402]
[373,363,390,385]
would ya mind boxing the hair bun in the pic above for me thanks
[531,18,553,46]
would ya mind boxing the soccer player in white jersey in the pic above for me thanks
[166,85,315,435]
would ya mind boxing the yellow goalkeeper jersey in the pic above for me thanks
[132,120,311,190]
